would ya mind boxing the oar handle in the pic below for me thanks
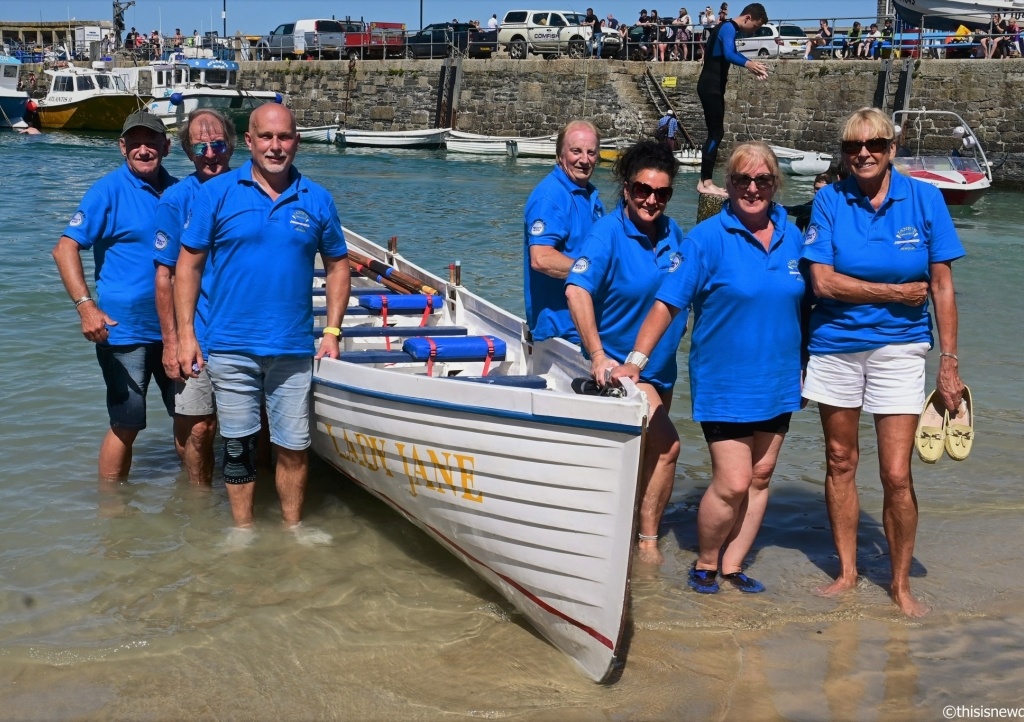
[348,249,440,296]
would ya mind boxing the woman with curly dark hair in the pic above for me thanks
[565,140,687,564]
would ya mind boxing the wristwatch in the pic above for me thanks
[625,350,649,371]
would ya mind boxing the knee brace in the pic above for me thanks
[223,434,258,485]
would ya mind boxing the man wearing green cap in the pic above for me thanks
[52,110,178,481]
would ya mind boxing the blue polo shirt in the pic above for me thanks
[566,204,688,392]
[62,162,177,346]
[802,169,965,355]
[658,202,807,422]
[153,173,214,344]
[524,165,604,343]
[180,160,348,357]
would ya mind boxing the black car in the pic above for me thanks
[405,23,497,59]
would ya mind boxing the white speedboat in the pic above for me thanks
[114,59,281,132]
[0,53,29,129]
[310,231,649,683]
[335,127,449,149]
[770,145,832,177]
[892,109,992,206]
[893,0,1024,32]
[36,65,143,132]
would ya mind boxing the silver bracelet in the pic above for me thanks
[637,533,658,542]
[74,296,94,308]
[939,352,958,361]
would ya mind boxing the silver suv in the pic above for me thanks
[735,22,807,59]
[498,10,593,59]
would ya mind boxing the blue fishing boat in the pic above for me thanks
[0,53,29,129]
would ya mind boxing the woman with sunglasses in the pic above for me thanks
[802,107,966,618]
[565,140,687,565]
[612,141,807,593]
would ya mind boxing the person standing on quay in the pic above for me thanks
[52,110,177,481]
[153,109,236,486]
[523,120,604,344]
[696,3,769,197]
[175,104,350,530]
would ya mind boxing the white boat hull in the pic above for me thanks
[297,125,338,144]
[336,128,449,148]
[146,89,279,129]
[770,146,832,177]
[893,0,1024,31]
[310,230,649,682]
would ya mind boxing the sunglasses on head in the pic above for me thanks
[630,180,673,204]
[840,137,892,155]
[728,173,777,191]
[191,140,229,157]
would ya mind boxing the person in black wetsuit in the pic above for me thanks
[696,3,769,196]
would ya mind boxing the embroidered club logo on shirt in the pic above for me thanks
[290,209,311,231]
[69,211,84,227]
[804,225,818,245]
[530,220,546,236]
[894,225,922,250]
[183,210,191,229]
[571,257,590,273]
[668,252,683,272]
[788,258,802,277]
[154,230,169,250]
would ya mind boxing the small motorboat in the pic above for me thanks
[297,123,340,144]
[310,232,649,682]
[445,129,519,156]
[0,52,29,129]
[36,64,143,132]
[114,59,282,132]
[770,145,833,177]
[335,127,449,149]
[892,109,992,206]
[893,0,1024,32]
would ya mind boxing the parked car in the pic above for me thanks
[734,22,808,59]
[405,23,497,59]
[498,10,593,59]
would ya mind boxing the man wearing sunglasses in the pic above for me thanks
[696,2,769,197]
[175,104,351,532]
[153,109,236,486]
[52,110,178,481]
[523,119,604,345]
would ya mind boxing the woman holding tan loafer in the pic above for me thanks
[801,107,968,618]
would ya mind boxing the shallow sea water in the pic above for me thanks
[1,131,1023,720]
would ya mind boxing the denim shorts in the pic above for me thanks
[206,352,312,450]
[95,342,175,430]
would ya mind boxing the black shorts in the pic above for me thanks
[700,412,793,443]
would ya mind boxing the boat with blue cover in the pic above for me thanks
[310,230,650,683]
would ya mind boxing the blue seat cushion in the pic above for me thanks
[358,294,442,312]
[402,335,507,362]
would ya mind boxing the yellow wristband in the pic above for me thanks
[322,327,342,337]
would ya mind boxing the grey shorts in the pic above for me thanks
[174,366,216,416]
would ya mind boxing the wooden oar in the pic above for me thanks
[348,249,440,296]
[348,258,410,295]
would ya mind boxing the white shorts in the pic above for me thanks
[174,366,216,416]
[802,342,929,415]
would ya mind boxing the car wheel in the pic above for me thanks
[510,39,527,59]
[404,46,415,59]
[758,48,769,57]
[567,38,585,58]
[347,49,361,61]
[257,45,270,61]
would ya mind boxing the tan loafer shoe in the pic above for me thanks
[945,386,974,461]
[915,389,946,464]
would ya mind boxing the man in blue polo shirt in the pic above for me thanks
[52,109,177,481]
[523,119,604,344]
[153,108,236,487]
[175,103,350,530]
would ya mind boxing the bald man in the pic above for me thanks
[175,104,351,528]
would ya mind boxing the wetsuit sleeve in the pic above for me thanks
[180,185,215,252]
[801,189,837,266]
[716,22,750,67]
[525,193,569,250]
[655,235,708,311]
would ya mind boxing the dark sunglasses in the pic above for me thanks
[729,173,777,191]
[191,140,229,157]
[840,137,892,155]
[630,181,673,204]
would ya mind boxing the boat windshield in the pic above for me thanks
[95,74,113,90]
[894,156,984,174]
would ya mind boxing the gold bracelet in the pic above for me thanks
[940,352,958,362]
